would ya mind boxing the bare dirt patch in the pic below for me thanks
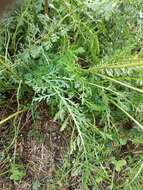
[0,106,69,190]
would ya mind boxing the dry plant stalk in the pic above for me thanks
[44,0,48,16]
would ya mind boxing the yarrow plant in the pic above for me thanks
[0,0,143,189]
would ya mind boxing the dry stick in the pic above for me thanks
[44,0,48,16]
[0,109,26,126]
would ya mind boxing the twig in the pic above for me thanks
[44,0,48,16]
[0,110,26,126]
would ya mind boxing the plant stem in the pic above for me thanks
[44,0,48,16]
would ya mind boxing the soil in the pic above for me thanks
[0,106,69,190]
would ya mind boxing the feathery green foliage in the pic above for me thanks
[0,0,143,189]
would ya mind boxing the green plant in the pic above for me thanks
[0,0,143,189]
[10,164,26,183]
